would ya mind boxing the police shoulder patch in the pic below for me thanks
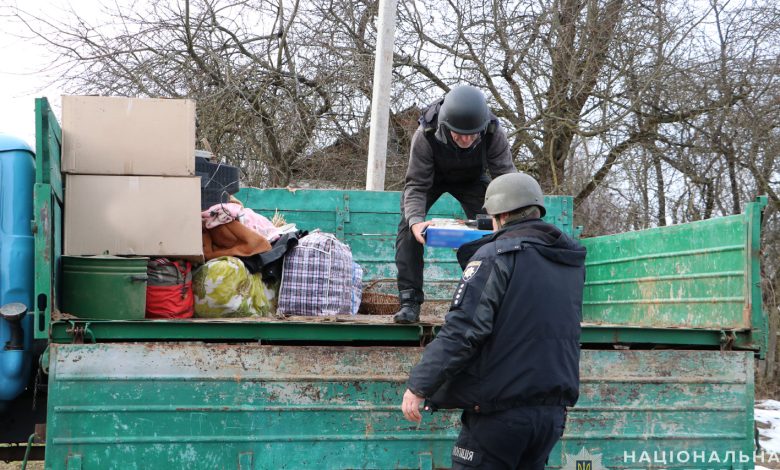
[462,260,482,282]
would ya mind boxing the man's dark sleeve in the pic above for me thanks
[407,252,510,397]
[486,126,517,178]
[403,129,435,226]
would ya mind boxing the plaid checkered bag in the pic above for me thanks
[278,232,358,316]
[350,261,363,315]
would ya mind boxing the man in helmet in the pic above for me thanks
[394,85,517,324]
[400,173,586,469]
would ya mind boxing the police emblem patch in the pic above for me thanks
[462,261,481,281]
[576,461,592,470]
[562,448,605,470]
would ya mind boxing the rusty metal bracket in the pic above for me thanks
[418,325,437,347]
[720,330,736,351]
[335,193,351,240]
[34,424,46,442]
[65,321,84,344]
[65,321,95,344]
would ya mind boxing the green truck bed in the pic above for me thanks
[32,98,768,469]
[41,184,768,353]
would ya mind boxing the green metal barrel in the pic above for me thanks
[61,256,148,320]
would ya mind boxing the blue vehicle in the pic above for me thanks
[0,134,45,461]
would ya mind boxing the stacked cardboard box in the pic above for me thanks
[62,95,203,261]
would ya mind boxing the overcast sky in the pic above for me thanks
[0,1,95,147]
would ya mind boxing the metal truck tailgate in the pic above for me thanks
[45,344,754,469]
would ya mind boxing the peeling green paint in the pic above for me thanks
[45,345,754,469]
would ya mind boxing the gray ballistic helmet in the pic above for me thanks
[483,172,546,217]
[438,85,491,135]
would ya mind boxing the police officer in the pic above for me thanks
[393,85,517,324]
[400,173,586,469]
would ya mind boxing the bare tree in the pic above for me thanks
[7,0,780,224]
[391,0,743,203]
[10,0,340,186]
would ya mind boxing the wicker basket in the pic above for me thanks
[359,280,399,315]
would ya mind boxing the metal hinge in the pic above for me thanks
[335,193,351,240]
[720,330,736,351]
[65,321,95,344]
[419,325,436,347]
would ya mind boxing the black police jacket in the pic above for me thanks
[407,218,586,413]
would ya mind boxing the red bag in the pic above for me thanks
[145,259,194,319]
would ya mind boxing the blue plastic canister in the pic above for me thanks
[0,134,35,404]
[425,226,492,249]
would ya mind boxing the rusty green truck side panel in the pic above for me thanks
[579,197,768,354]
[33,97,63,340]
[746,196,769,359]
[44,187,767,351]
[45,345,754,469]
[236,188,573,300]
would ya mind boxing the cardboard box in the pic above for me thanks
[62,95,196,176]
[65,175,203,260]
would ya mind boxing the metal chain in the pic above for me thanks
[31,365,41,411]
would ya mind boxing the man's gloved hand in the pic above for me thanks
[411,221,434,245]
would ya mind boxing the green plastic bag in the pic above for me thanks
[193,256,277,318]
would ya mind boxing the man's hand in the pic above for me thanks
[411,221,434,245]
[401,388,426,423]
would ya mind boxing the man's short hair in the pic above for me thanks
[502,205,542,224]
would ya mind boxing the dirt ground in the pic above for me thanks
[0,462,43,470]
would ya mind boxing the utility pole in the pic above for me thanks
[365,0,398,191]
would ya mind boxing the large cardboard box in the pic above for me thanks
[62,95,196,176]
[65,175,203,260]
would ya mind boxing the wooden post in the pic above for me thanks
[365,0,398,191]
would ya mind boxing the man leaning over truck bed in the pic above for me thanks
[393,84,517,324]
[400,173,586,469]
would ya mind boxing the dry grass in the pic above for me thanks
[271,209,286,227]
[757,374,780,400]
[756,450,780,470]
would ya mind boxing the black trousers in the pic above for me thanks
[395,180,488,298]
[450,407,566,470]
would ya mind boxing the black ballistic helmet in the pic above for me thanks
[438,85,491,135]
